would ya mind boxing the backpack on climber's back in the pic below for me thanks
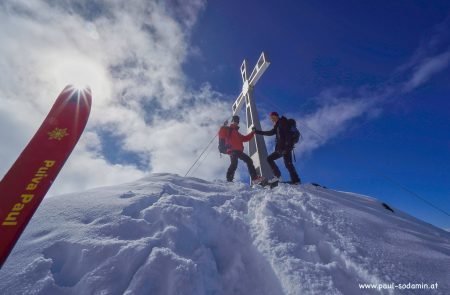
[218,126,232,154]
[286,118,301,145]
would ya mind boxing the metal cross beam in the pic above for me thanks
[232,52,273,180]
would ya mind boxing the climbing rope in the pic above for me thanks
[184,133,217,177]
[190,138,217,176]
[185,116,232,177]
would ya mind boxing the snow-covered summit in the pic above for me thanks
[1,173,449,294]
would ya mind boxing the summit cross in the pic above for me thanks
[232,52,273,180]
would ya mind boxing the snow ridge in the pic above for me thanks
[0,174,449,295]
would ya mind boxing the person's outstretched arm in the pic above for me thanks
[240,131,255,142]
[254,128,276,136]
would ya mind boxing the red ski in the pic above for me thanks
[0,85,92,268]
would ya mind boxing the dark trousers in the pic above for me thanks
[267,151,300,183]
[227,151,257,181]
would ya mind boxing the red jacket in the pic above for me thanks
[220,124,254,154]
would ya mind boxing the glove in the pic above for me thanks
[223,120,229,126]
[251,127,256,132]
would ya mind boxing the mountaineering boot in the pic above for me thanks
[252,176,264,186]
[291,177,301,185]
[268,176,280,184]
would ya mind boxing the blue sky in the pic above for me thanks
[0,1,448,229]
[182,0,450,229]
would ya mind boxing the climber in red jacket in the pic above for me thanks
[218,115,262,184]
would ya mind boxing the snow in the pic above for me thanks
[1,173,449,294]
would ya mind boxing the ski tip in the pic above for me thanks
[62,85,92,97]
[59,85,92,108]
[65,84,91,91]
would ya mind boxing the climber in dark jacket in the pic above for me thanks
[254,112,301,184]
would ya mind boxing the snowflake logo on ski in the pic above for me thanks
[48,128,69,141]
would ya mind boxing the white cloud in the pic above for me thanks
[287,18,450,157]
[403,50,450,92]
[295,91,379,155]
[0,0,231,196]
[49,132,146,196]
[397,15,450,92]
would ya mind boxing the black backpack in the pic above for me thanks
[286,118,300,145]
